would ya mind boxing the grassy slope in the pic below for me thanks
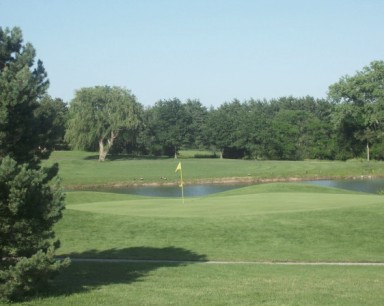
[19,152,384,305]
[45,150,384,187]
[57,184,384,262]
[19,183,384,305]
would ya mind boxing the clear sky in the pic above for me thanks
[1,0,383,107]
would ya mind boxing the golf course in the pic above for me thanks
[14,151,384,305]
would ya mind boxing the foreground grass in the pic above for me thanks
[12,183,384,305]
[45,150,384,188]
[17,151,384,305]
[18,263,384,305]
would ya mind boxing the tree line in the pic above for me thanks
[64,59,384,161]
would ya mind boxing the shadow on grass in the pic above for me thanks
[63,246,207,261]
[44,246,206,300]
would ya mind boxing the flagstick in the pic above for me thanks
[175,162,185,204]
[180,167,185,204]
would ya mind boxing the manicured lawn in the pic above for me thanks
[17,152,384,305]
[19,263,384,306]
[57,184,384,263]
[45,150,384,188]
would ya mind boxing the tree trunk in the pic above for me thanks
[367,142,370,161]
[98,131,118,162]
[220,148,224,159]
[99,139,108,162]
[174,146,178,159]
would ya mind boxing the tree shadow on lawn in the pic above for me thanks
[44,246,207,300]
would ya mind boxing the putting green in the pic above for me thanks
[67,192,382,218]
[57,183,384,263]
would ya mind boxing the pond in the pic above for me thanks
[86,179,384,197]
[92,183,251,197]
[306,178,384,195]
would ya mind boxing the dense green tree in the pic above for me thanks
[240,99,272,159]
[0,27,68,301]
[307,99,336,160]
[135,99,207,157]
[134,106,160,156]
[0,27,49,165]
[34,96,68,153]
[0,157,68,301]
[204,96,336,161]
[64,93,340,161]
[65,86,142,161]
[266,97,335,160]
[183,99,208,149]
[267,109,303,160]
[206,100,245,158]
[249,96,335,160]
[329,60,384,160]
[205,107,227,158]
[147,99,190,158]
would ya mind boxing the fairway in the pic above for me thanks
[11,179,384,305]
[22,182,383,305]
[14,151,384,305]
[45,151,384,187]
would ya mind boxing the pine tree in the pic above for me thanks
[0,27,69,302]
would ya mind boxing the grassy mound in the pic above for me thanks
[57,183,384,262]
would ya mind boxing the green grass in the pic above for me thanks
[14,152,384,305]
[178,149,218,158]
[15,187,384,304]
[17,263,384,305]
[45,150,384,188]
[56,185,384,263]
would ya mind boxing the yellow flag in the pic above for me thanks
[175,162,184,203]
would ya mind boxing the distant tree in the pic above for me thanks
[266,96,335,160]
[267,109,303,160]
[148,98,189,158]
[329,60,384,160]
[240,99,270,159]
[135,106,159,156]
[65,86,142,161]
[0,26,68,302]
[307,99,336,160]
[206,100,245,159]
[183,99,208,149]
[209,96,336,160]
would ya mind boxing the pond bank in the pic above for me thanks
[64,174,381,190]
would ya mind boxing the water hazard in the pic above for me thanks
[85,179,384,197]
[92,184,250,197]
[306,178,384,194]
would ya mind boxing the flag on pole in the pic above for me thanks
[175,162,182,173]
[175,162,184,204]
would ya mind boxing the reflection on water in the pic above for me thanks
[306,179,384,194]
[83,179,384,197]
[95,184,250,197]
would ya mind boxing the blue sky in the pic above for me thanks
[1,0,383,106]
